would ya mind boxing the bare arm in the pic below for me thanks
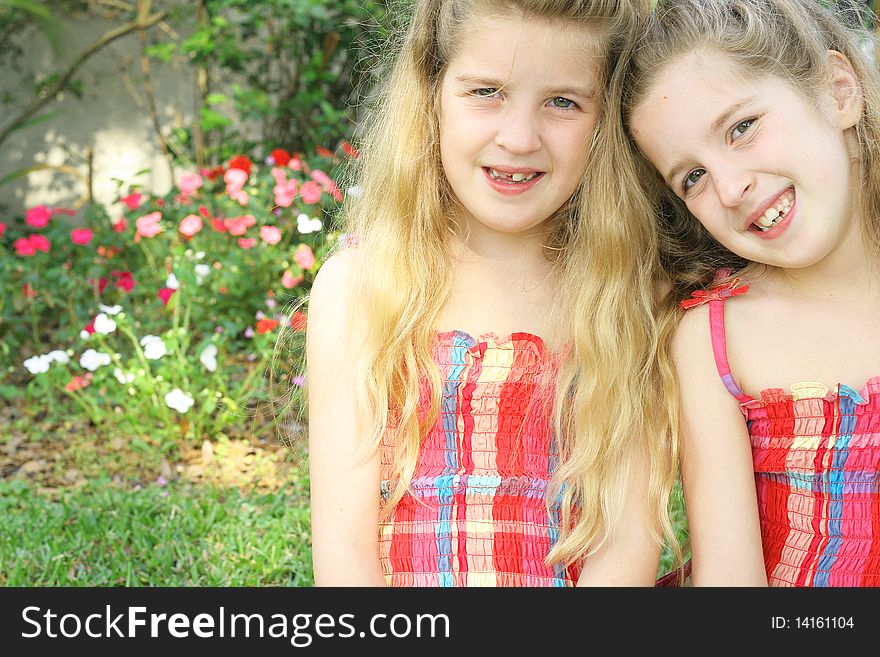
[307,253,386,586]
[576,451,662,586]
[673,308,767,586]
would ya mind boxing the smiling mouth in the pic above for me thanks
[750,187,795,233]
[484,167,545,183]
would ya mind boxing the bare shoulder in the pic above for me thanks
[671,304,711,370]
[307,249,363,358]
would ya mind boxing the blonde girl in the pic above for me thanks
[624,0,880,586]
[308,0,676,586]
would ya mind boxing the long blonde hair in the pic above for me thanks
[330,0,675,567]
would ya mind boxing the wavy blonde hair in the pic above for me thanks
[326,0,676,568]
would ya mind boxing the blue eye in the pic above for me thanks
[549,96,577,110]
[731,119,754,140]
[683,168,705,193]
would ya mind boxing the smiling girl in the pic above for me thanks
[624,0,880,586]
[306,0,676,587]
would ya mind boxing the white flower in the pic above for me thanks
[46,350,69,365]
[93,313,117,335]
[113,368,134,385]
[199,344,218,372]
[80,330,91,340]
[80,349,111,371]
[165,388,194,413]
[194,264,210,284]
[296,213,322,234]
[99,304,122,316]
[346,185,363,198]
[140,335,167,360]
[24,354,52,374]
[166,273,179,289]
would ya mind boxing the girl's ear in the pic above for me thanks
[827,50,863,130]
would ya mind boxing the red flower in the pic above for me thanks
[112,217,128,233]
[211,216,227,233]
[271,148,291,166]
[228,155,252,176]
[52,207,76,216]
[25,205,51,228]
[198,205,211,218]
[88,277,108,294]
[111,270,136,292]
[83,319,95,335]
[22,283,37,299]
[66,374,92,392]
[201,165,225,180]
[71,228,94,245]
[157,287,176,306]
[237,237,257,249]
[315,146,333,158]
[340,141,359,158]
[290,311,307,331]
[0,221,5,238]
[256,318,280,334]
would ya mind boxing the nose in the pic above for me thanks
[713,162,754,208]
[494,104,542,154]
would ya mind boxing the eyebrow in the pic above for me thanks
[453,75,596,99]
[663,96,755,187]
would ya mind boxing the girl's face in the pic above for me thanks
[438,13,602,239]
[630,50,863,271]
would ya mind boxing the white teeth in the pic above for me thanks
[754,188,795,231]
[511,172,525,181]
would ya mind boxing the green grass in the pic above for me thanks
[0,474,687,586]
[0,478,313,586]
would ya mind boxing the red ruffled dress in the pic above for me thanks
[683,271,880,586]
[377,330,580,586]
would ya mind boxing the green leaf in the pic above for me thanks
[145,42,177,63]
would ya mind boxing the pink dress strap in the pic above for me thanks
[680,268,753,404]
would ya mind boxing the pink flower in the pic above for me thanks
[260,225,282,245]
[157,287,176,306]
[178,173,203,196]
[281,269,304,289]
[223,214,255,236]
[135,211,162,241]
[299,181,322,204]
[289,155,303,171]
[71,228,93,245]
[273,179,298,208]
[17,234,51,255]
[271,167,288,185]
[30,234,50,252]
[52,207,76,216]
[211,217,227,233]
[112,217,128,233]
[25,205,51,228]
[14,238,35,256]
[294,243,316,269]
[224,168,249,206]
[238,237,257,249]
[120,192,143,211]
[179,214,203,237]
[311,169,332,187]
[66,374,92,392]
[0,221,5,238]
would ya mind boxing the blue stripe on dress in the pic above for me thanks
[814,386,861,586]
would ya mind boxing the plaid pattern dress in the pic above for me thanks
[378,330,579,587]
[685,271,880,586]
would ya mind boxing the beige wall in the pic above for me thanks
[0,16,195,219]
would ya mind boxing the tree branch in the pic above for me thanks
[0,8,168,151]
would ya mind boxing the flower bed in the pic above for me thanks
[2,145,355,444]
